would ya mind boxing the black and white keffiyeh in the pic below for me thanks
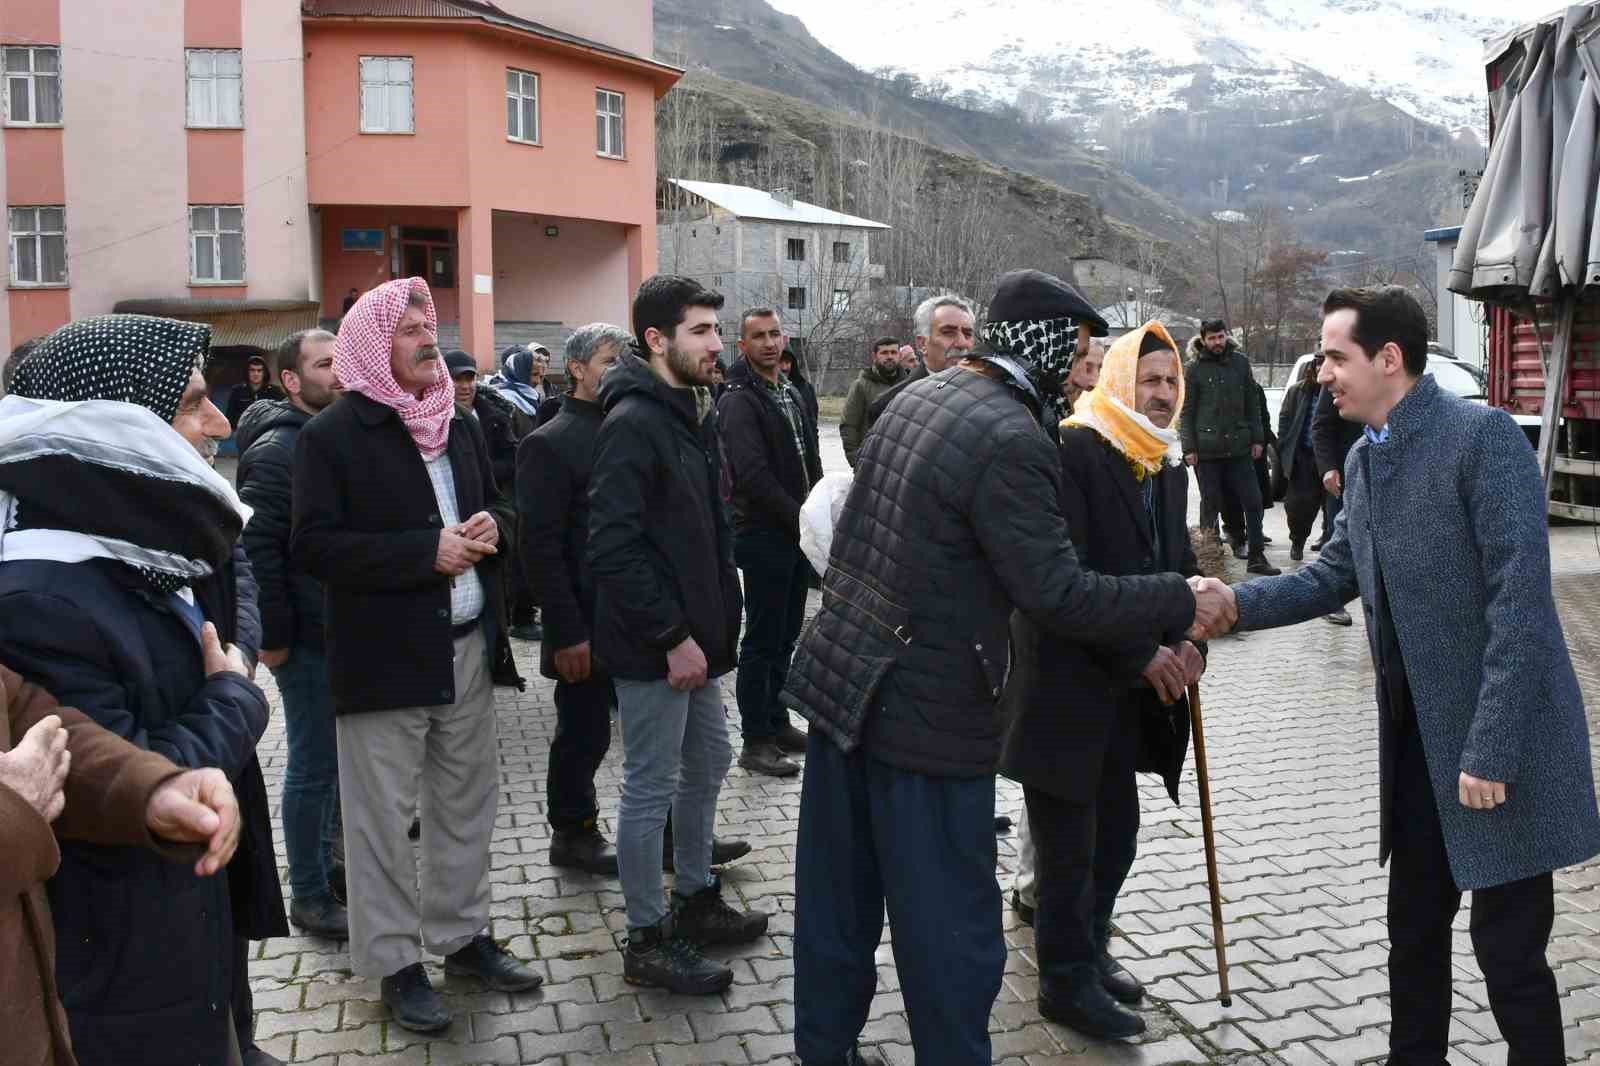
[2,315,245,593]
[979,315,1081,425]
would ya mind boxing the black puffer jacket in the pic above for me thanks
[717,357,824,537]
[236,400,324,650]
[782,367,1196,778]
[587,352,742,682]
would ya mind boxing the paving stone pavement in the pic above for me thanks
[241,423,1600,1065]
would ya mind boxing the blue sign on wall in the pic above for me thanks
[342,228,385,253]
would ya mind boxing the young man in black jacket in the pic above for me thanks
[236,328,347,940]
[588,276,766,995]
[1311,383,1363,624]
[720,309,824,777]
[517,322,630,875]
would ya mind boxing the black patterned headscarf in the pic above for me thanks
[5,314,236,593]
[979,315,1081,424]
[12,313,210,422]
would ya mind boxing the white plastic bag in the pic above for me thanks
[798,472,853,578]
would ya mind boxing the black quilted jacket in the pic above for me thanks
[782,368,1196,778]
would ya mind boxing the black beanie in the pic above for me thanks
[1138,330,1171,357]
[444,349,478,378]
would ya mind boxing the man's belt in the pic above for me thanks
[451,618,481,640]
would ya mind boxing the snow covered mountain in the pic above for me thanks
[763,0,1521,140]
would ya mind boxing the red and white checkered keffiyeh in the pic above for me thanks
[335,277,454,459]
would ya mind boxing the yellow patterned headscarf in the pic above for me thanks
[1062,320,1185,478]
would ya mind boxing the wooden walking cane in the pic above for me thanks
[1188,681,1232,1006]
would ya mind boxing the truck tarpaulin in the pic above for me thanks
[1450,3,1600,303]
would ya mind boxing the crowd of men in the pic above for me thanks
[0,267,1593,1066]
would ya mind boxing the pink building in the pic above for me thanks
[0,0,678,374]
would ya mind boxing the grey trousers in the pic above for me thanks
[1013,805,1037,909]
[336,628,498,977]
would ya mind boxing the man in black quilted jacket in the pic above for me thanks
[782,269,1236,1066]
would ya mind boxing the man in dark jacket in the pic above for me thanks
[1002,321,1205,1040]
[779,348,821,460]
[838,338,903,467]
[1275,355,1325,560]
[291,279,540,1034]
[225,354,284,429]
[720,309,824,777]
[0,314,287,1066]
[236,328,348,940]
[518,323,630,875]
[1182,321,1278,575]
[588,275,766,995]
[867,293,978,425]
[783,270,1233,1066]
[1312,377,1364,624]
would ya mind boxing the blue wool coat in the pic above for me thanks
[1234,375,1600,891]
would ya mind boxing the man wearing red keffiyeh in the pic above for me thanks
[291,278,541,1034]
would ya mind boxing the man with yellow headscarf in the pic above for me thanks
[1000,319,1207,1041]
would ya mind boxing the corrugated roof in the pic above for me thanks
[301,0,677,74]
[667,180,890,230]
[112,299,322,351]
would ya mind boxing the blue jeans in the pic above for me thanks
[614,678,732,930]
[272,647,342,901]
[794,732,1004,1065]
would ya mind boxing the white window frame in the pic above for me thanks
[833,241,851,264]
[786,238,806,262]
[189,204,245,284]
[831,289,851,315]
[186,48,243,129]
[359,56,414,135]
[4,46,62,126]
[596,88,624,158]
[787,286,807,311]
[8,206,67,287]
[506,67,539,145]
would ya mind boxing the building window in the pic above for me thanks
[787,286,807,311]
[596,88,624,158]
[4,46,61,125]
[360,56,413,134]
[8,206,66,285]
[506,68,538,144]
[831,289,851,314]
[833,241,851,264]
[190,205,244,283]
[786,238,806,262]
[186,49,242,128]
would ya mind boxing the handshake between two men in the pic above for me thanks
[1186,576,1237,643]
[1133,577,1236,706]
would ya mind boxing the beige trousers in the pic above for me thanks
[335,628,499,977]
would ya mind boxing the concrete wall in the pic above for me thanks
[492,211,631,335]
[240,0,313,300]
[492,0,653,60]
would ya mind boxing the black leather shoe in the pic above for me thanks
[739,741,800,777]
[1097,950,1144,1005]
[624,920,733,994]
[1246,554,1281,576]
[1261,534,1274,544]
[550,828,619,876]
[673,883,769,946]
[806,1047,885,1066]
[663,835,752,872]
[289,893,349,940]
[381,963,452,1032]
[775,722,809,754]
[1231,544,1249,560]
[1011,889,1035,927]
[1039,978,1145,1040]
[1290,542,1304,561]
[1311,538,1327,552]
[445,934,543,992]
[242,1048,286,1066]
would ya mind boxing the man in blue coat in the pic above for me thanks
[1199,286,1600,1064]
